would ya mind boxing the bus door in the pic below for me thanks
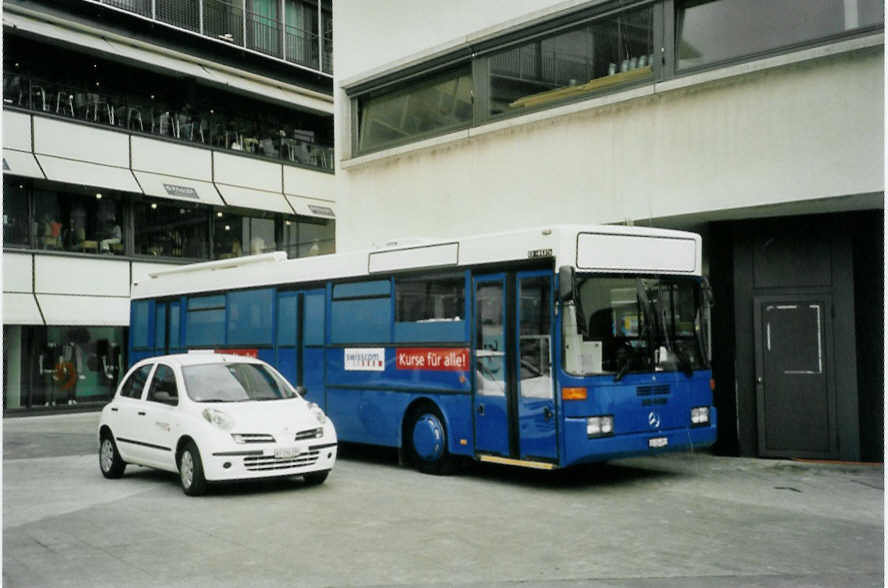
[473,272,557,462]
[276,289,326,409]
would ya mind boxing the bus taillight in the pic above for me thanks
[710,378,716,392]
[562,387,587,400]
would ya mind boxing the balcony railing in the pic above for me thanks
[91,0,332,74]
[3,73,334,171]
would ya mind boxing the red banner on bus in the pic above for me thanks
[396,348,469,371]
[216,348,258,358]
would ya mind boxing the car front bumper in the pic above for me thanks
[205,440,338,481]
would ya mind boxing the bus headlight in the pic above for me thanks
[691,406,710,426]
[587,416,614,437]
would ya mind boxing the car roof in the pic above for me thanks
[136,352,264,368]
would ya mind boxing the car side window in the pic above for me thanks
[119,365,153,399]
[147,364,179,406]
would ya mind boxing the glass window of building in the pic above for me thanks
[676,0,884,70]
[3,179,30,248]
[24,326,127,407]
[134,198,209,259]
[357,65,473,153]
[490,5,653,117]
[214,210,277,258]
[283,217,335,257]
[33,188,123,255]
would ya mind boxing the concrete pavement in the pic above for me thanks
[3,412,883,587]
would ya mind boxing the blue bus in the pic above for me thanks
[129,225,717,473]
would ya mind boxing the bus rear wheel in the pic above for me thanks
[408,407,456,475]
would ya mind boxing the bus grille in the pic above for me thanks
[243,451,320,471]
[636,384,669,397]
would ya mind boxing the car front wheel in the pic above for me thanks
[99,433,126,479]
[178,441,207,496]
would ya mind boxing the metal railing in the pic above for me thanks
[92,0,330,74]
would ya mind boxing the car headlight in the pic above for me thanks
[202,408,235,431]
[308,402,327,425]
[691,406,710,426]
[586,415,614,437]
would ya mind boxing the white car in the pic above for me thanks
[98,352,337,496]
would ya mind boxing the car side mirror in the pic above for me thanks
[558,266,575,302]
[295,385,307,398]
[154,391,177,405]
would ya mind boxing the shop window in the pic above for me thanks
[33,326,126,406]
[134,198,208,259]
[676,0,884,71]
[490,5,653,117]
[3,179,30,248]
[357,65,473,154]
[33,188,123,255]
[283,217,335,257]
[214,211,276,258]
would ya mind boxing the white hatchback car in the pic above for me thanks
[98,352,337,495]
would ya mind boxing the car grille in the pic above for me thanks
[234,433,276,443]
[243,450,320,471]
[294,427,323,441]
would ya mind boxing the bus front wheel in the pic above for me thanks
[408,407,456,475]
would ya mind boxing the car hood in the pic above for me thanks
[205,399,321,435]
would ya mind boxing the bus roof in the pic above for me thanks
[131,224,702,299]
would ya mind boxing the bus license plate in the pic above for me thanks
[274,447,302,459]
[648,437,668,449]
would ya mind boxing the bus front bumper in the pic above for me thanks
[562,412,718,467]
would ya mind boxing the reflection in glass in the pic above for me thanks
[134,198,208,258]
[475,283,506,396]
[676,0,884,70]
[358,65,473,153]
[33,326,126,406]
[283,218,335,257]
[3,179,30,247]
[33,188,123,255]
[519,277,552,399]
[490,6,653,116]
[213,211,276,258]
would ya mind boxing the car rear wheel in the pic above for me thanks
[99,433,126,479]
[178,441,207,496]
[303,470,329,486]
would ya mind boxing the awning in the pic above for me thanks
[36,155,142,193]
[285,197,336,220]
[3,149,45,179]
[104,39,210,79]
[3,292,43,325]
[134,172,225,206]
[4,11,114,55]
[35,294,129,326]
[201,67,333,115]
[215,184,294,214]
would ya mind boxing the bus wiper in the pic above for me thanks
[635,279,657,367]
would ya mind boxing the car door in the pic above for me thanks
[111,363,155,464]
[139,363,181,471]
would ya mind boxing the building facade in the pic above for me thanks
[333,0,884,460]
[2,0,335,411]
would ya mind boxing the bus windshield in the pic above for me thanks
[566,275,709,377]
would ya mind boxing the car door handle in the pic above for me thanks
[138,411,146,416]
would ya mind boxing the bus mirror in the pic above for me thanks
[558,266,575,302]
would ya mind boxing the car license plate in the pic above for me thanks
[274,447,302,459]
[648,437,668,449]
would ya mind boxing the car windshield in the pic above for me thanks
[567,275,709,377]
[182,362,297,402]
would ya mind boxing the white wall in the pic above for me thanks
[333,0,884,251]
